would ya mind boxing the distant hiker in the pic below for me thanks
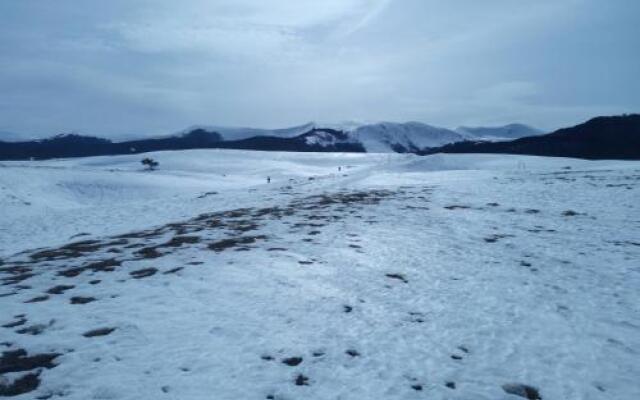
[338,166,342,172]
[267,176,271,183]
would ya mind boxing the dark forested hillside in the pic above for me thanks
[423,115,640,160]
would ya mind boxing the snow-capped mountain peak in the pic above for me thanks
[351,122,465,153]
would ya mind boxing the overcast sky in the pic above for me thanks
[1,0,638,138]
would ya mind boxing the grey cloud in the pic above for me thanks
[0,0,638,138]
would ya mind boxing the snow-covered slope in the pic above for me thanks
[456,123,544,141]
[352,122,465,152]
[1,151,639,399]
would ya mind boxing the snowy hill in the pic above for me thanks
[352,122,465,152]
[1,150,639,399]
[186,121,465,153]
[456,123,544,141]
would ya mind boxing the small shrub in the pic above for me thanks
[141,158,159,170]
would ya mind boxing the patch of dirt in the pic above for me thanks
[227,221,260,233]
[0,372,42,397]
[70,296,96,305]
[30,239,128,262]
[59,258,121,278]
[484,234,515,243]
[46,285,75,295]
[130,268,158,279]
[444,205,471,210]
[208,235,267,252]
[0,265,35,286]
[345,349,360,357]
[0,349,60,374]
[24,295,49,303]
[161,236,201,248]
[281,357,303,366]
[82,327,116,338]
[502,383,542,400]
[16,324,48,336]
[134,246,164,260]
[163,267,184,275]
[2,317,27,329]
[562,210,580,217]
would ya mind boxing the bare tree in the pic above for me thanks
[141,157,159,171]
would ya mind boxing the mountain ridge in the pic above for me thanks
[2,116,636,160]
[423,114,640,160]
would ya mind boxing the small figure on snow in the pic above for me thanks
[267,176,271,184]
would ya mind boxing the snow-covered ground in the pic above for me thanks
[1,150,639,399]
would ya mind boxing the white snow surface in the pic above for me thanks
[0,150,639,400]
[351,122,465,152]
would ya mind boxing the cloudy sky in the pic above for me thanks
[1,0,638,138]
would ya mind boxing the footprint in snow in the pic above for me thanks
[451,345,469,360]
[345,349,360,357]
[385,273,408,283]
[408,312,425,323]
[281,357,303,366]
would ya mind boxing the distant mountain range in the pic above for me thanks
[178,121,471,152]
[0,115,637,160]
[422,115,640,160]
[0,121,535,160]
[0,128,364,160]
